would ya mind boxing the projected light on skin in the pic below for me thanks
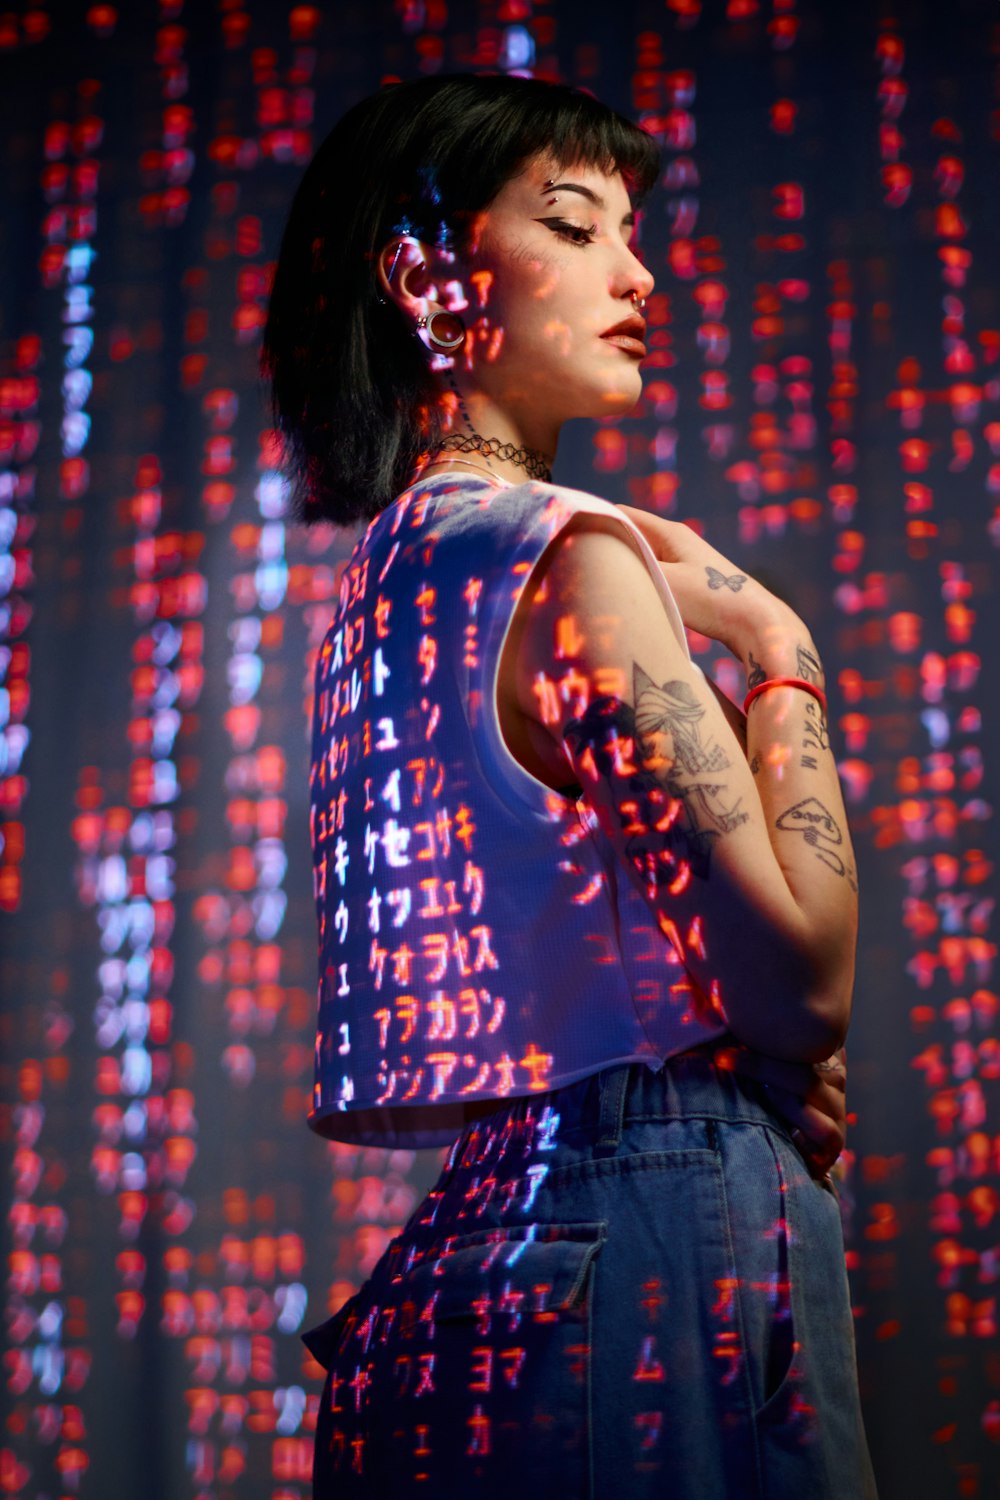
[1,3,997,1492]
[303,112,872,1482]
[311,442,868,1131]
[378,156,656,462]
[312,112,873,1133]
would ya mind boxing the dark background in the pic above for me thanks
[1,1,998,1496]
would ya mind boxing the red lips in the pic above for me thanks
[601,313,647,340]
[600,312,647,357]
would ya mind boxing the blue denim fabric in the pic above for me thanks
[304,1044,879,1498]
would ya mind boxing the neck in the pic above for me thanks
[434,433,551,480]
[413,455,514,487]
[424,383,559,487]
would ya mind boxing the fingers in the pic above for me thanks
[797,1077,846,1131]
[790,1129,841,1181]
[794,1100,845,1166]
[717,1043,848,1179]
[763,1085,846,1177]
[813,1051,847,1086]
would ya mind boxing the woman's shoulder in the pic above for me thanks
[365,473,639,565]
[444,475,627,535]
[500,479,660,560]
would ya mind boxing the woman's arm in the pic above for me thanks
[703,675,747,756]
[685,677,849,1174]
[618,503,859,1028]
[513,511,858,1063]
[621,508,855,1173]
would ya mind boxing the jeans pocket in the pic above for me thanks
[318,1221,606,1499]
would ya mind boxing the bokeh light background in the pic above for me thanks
[2,1,999,1497]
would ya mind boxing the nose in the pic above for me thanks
[614,243,655,304]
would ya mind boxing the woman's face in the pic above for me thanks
[444,152,657,433]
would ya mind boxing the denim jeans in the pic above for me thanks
[304,1043,878,1498]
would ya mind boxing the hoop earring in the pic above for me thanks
[416,310,466,352]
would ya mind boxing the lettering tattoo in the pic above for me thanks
[563,665,750,883]
[800,696,830,769]
[776,797,857,890]
[795,643,824,685]
[706,565,747,593]
[746,650,767,691]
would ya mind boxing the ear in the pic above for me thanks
[376,235,434,315]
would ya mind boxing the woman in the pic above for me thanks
[262,72,877,1499]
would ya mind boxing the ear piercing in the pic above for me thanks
[415,310,466,351]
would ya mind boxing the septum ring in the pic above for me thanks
[631,291,647,312]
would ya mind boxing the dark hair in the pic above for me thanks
[260,73,660,528]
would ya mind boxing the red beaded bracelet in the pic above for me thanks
[742,676,828,717]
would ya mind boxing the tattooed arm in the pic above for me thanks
[704,676,747,758]
[617,510,859,922]
[512,512,857,1063]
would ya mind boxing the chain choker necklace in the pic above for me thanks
[428,432,553,483]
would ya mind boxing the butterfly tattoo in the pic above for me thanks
[705,566,747,592]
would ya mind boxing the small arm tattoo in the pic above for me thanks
[706,565,747,593]
[800,696,830,769]
[796,643,824,685]
[746,650,767,691]
[776,797,857,890]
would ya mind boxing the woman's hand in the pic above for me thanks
[618,504,800,654]
[716,1043,848,1179]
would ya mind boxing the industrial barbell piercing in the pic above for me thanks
[377,244,421,306]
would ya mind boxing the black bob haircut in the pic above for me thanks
[260,72,661,529]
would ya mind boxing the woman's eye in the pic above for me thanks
[548,220,598,247]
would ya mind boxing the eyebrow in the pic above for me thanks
[543,181,636,228]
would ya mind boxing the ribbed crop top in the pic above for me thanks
[307,472,729,1145]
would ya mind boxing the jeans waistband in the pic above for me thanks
[446,1042,793,1175]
